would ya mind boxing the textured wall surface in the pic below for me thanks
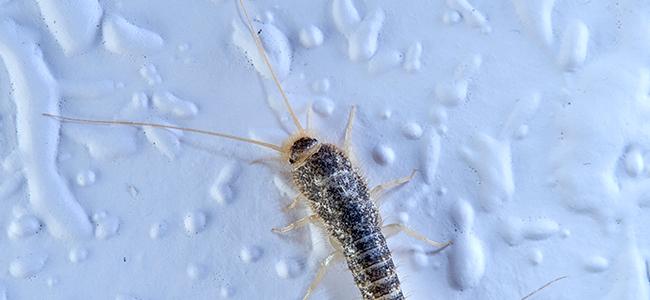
[0,0,649,299]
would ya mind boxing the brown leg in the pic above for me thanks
[283,194,304,212]
[342,106,356,154]
[370,170,417,206]
[382,223,451,250]
[302,251,343,300]
[272,215,318,234]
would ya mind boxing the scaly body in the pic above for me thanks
[291,140,403,299]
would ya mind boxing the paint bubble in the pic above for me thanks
[240,246,263,263]
[372,144,395,166]
[299,25,324,48]
[402,122,423,140]
[183,210,207,235]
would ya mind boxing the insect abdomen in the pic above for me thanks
[347,231,404,300]
[292,143,404,300]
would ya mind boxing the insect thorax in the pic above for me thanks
[291,144,379,240]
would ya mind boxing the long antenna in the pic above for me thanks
[43,113,283,152]
[521,275,567,300]
[237,0,304,133]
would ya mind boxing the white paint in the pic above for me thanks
[529,249,543,266]
[59,79,117,99]
[239,245,263,263]
[183,210,207,235]
[232,19,292,81]
[624,146,644,177]
[299,25,324,49]
[62,124,139,160]
[499,93,541,140]
[411,245,430,269]
[446,0,491,33]
[220,286,235,298]
[332,0,361,38]
[1,1,649,299]
[514,125,529,140]
[448,199,486,290]
[551,59,650,218]
[311,78,330,94]
[397,211,410,224]
[92,211,120,240]
[584,255,609,273]
[275,258,303,279]
[139,63,163,86]
[372,144,395,166]
[461,134,514,211]
[0,20,92,240]
[115,294,140,300]
[143,120,183,159]
[75,169,96,187]
[149,221,169,239]
[7,215,42,239]
[380,109,392,120]
[35,0,102,55]
[102,14,164,55]
[332,0,385,62]
[435,79,468,107]
[312,96,335,117]
[401,121,423,140]
[348,9,385,62]
[421,129,441,185]
[512,0,556,45]
[403,41,422,72]
[46,277,58,287]
[558,20,590,71]
[501,217,560,246]
[2,151,21,173]
[443,10,462,25]
[69,246,89,263]
[431,54,482,136]
[209,162,241,205]
[186,262,207,280]
[368,49,402,74]
[9,253,48,278]
[430,107,448,131]
[152,91,199,119]
[0,172,25,200]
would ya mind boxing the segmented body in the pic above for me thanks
[292,142,404,300]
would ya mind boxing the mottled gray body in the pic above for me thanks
[291,140,404,300]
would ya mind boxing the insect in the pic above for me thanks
[43,1,565,299]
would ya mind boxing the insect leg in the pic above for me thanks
[382,223,451,250]
[370,169,417,205]
[302,251,344,300]
[306,103,313,130]
[272,215,319,234]
[283,194,305,212]
[342,106,357,154]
